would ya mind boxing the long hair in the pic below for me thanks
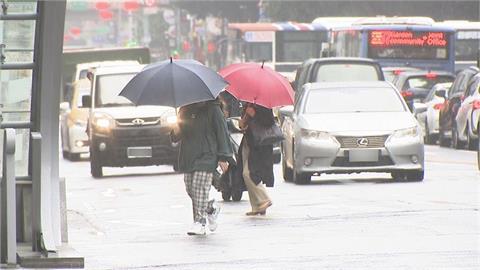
[252,104,274,127]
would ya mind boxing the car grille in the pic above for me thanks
[112,127,171,147]
[336,135,389,148]
[116,117,160,127]
[332,156,394,167]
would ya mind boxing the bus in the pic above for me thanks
[224,22,328,81]
[436,20,480,71]
[329,18,456,73]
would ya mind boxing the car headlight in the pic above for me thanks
[165,115,177,124]
[300,128,337,143]
[92,112,115,130]
[389,126,421,141]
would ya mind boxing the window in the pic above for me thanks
[245,42,272,62]
[315,63,381,82]
[276,32,324,62]
[95,73,136,107]
[403,75,454,91]
[304,87,406,113]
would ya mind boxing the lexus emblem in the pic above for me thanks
[356,138,369,147]
[132,118,145,125]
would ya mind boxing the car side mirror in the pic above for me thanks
[59,102,70,112]
[279,105,294,118]
[435,89,447,98]
[82,95,92,108]
[413,102,427,114]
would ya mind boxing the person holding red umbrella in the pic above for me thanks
[219,61,294,215]
[238,103,276,215]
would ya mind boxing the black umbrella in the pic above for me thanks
[119,58,228,108]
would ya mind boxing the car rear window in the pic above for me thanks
[304,87,406,113]
[403,75,454,91]
[315,63,381,82]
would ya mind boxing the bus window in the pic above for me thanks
[455,31,480,62]
[276,32,323,62]
[245,42,272,62]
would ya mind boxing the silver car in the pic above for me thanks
[280,81,424,184]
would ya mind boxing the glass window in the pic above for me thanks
[315,63,381,82]
[304,87,405,114]
[276,31,324,62]
[1,20,36,63]
[455,31,480,62]
[403,75,454,91]
[244,42,272,62]
[95,73,136,107]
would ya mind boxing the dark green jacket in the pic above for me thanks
[172,102,233,173]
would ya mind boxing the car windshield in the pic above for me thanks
[95,73,136,107]
[403,75,454,90]
[315,63,380,82]
[304,87,406,113]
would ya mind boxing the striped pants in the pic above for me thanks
[184,171,214,225]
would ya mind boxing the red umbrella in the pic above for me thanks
[218,62,294,108]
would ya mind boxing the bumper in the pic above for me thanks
[68,125,89,154]
[295,135,424,174]
[91,125,178,167]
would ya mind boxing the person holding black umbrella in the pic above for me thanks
[171,100,233,235]
[119,58,232,235]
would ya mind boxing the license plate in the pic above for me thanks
[127,147,152,158]
[349,149,379,162]
[413,98,422,103]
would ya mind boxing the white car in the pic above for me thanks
[280,81,425,184]
[455,73,480,150]
[413,82,452,145]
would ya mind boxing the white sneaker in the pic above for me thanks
[207,204,221,232]
[187,222,206,236]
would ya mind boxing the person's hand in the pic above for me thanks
[218,161,229,173]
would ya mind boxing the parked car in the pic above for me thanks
[83,64,179,178]
[412,82,452,145]
[60,78,91,160]
[454,73,480,150]
[280,81,424,184]
[391,71,455,110]
[439,66,480,147]
[293,57,385,100]
[382,67,420,82]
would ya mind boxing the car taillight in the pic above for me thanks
[473,100,480,110]
[433,103,444,110]
[425,73,437,79]
[402,91,413,98]
[393,70,403,75]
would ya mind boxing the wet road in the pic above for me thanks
[61,145,480,269]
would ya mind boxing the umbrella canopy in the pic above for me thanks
[119,59,228,108]
[219,62,294,108]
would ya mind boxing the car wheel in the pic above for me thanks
[438,126,450,147]
[62,151,69,160]
[90,148,103,178]
[452,124,465,149]
[466,124,478,150]
[231,190,242,201]
[405,170,424,182]
[294,171,311,185]
[69,153,81,161]
[221,190,231,202]
[424,123,437,145]
[282,157,293,182]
